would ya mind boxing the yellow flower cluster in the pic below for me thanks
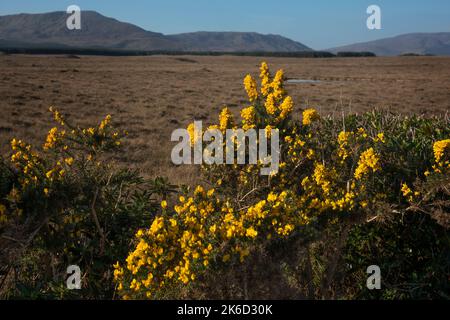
[243,75,258,102]
[9,109,125,195]
[99,114,112,131]
[337,129,384,163]
[302,109,320,126]
[114,188,223,298]
[191,63,295,147]
[10,139,45,187]
[258,63,293,124]
[403,139,448,205]
[43,127,65,150]
[264,94,277,115]
[354,148,380,180]
[374,133,385,143]
[271,70,285,99]
[401,182,422,202]
[49,106,65,125]
[115,184,315,299]
[433,139,449,162]
[284,131,308,164]
[240,106,256,130]
[432,139,450,172]
[278,96,293,121]
[260,62,271,96]
[337,131,352,160]
[219,107,234,131]
[236,62,294,125]
[279,124,382,213]
[187,122,199,146]
[265,125,274,138]
[299,163,366,213]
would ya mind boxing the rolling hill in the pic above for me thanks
[0,11,311,52]
[329,33,450,56]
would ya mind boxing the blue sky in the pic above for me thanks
[1,0,449,49]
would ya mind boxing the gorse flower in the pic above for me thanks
[241,106,256,130]
[264,93,277,116]
[401,183,412,197]
[243,75,258,102]
[430,139,450,174]
[312,163,333,196]
[49,106,65,125]
[245,227,258,238]
[433,139,450,163]
[64,157,74,166]
[219,107,234,131]
[43,127,63,150]
[302,109,320,126]
[278,96,293,121]
[354,148,380,180]
[271,69,285,99]
[259,62,271,96]
[401,183,420,202]
[187,122,198,146]
[337,131,352,160]
[374,133,385,143]
[99,114,112,131]
[265,125,274,138]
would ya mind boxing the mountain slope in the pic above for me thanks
[0,11,312,52]
[329,33,450,56]
[0,11,178,50]
[168,32,311,52]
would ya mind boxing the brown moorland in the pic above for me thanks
[1,54,449,184]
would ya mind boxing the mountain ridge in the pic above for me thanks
[328,32,450,56]
[0,11,312,52]
[2,11,450,55]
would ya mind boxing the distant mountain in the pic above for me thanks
[328,33,450,56]
[0,11,312,52]
[167,32,310,52]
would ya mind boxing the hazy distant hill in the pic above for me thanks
[329,33,450,56]
[0,11,178,50]
[168,32,311,52]
[0,11,312,52]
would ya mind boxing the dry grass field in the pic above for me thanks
[1,54,449,184]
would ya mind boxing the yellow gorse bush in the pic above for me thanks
[114,62,392,299]
[0,107,169,298]
[7,108,126,202]
[401,138,449,203]
[1,63,448,300]
[114,185,309,299]
[241,63,292,126]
